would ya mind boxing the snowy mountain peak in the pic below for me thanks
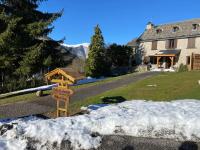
[61,43,90,59]
[63,43,90,48]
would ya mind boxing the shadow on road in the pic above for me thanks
[179,141,198,150]
[101,96,126,104]
[122,145,134,150]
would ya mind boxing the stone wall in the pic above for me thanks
[140,37,200,67]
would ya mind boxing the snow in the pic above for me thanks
[62,43,89,59]
[150,67,175,72]
[73,77,105,85]
[63,43,90,48]
[0,84,57,98]
[1,100,200,150]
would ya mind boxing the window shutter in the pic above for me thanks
[188,38,191,48]
[152,41,157,50]
[188,38,196,48]
[174,39,178,49]
[165,40,169,49]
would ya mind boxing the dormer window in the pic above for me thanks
[173,26,179,32]
[156,29,162,34]
[192,24,199,31]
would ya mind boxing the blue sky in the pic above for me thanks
[39,0,200,45]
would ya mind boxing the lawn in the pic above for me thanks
[0,72,139,106]
[70,71,200,114]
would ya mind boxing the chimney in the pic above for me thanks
[146,22,154,30]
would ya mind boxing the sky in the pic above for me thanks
[39,0,200,45]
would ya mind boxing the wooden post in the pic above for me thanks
[157,57,159,67]
[61,76,64,86]
[52,87,73,117]
[191,53,193,71]
[157,57,161,68]
[169,57,174,67]
[57,99,59,117]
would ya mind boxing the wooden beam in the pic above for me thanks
[45,68,60,78]
[169,57,174,67]
[155,54,176,57]
[59,69,76,83]
[191,53,193,70]
[45,68,77,84]
[51,79,73,85]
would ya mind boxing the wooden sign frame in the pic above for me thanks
[52,87,74,117]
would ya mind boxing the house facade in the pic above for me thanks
[128,19,200,70]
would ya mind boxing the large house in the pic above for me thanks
[128,19,200,70]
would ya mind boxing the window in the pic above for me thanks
[151,41,157,50]
[173,26,179,32]
[166,39,177,49]
[187,38,196,49]
[150,56,157,64]
[156,29,162,34]
[192,24,199,31]
[186,56,190,65]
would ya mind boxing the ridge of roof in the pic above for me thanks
[157,18,200,27]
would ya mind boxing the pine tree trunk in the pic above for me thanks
[1,71,4,88]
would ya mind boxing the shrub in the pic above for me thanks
[178,64,188,72]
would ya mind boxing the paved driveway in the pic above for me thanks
[0,72,159,118]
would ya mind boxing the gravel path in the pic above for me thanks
[0,72,159,118]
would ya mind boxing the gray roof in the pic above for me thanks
[140,19,200,41]
[127,38,139,47]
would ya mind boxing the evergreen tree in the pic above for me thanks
[107,43,133,67]
[85,25,109,77]
[0,0,65,92]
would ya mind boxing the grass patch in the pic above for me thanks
[0,92,37,105]
[69,71,200,113]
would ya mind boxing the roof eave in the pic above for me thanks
[140,34,200,42]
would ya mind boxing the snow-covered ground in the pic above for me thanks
[74,77,105,85]
[150,67,176,72]
[0,84,58,98]
[1,100,200,150]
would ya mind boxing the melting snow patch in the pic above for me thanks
[73,77,105,86]
[150,68,175,72]
[1,100,200,149]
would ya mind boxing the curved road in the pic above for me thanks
[0,72,159,118]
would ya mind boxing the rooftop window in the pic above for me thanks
[156,29,162,34]
[173,26,179,32]
[192,24,199,31]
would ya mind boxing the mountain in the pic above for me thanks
[62,43,90,60]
